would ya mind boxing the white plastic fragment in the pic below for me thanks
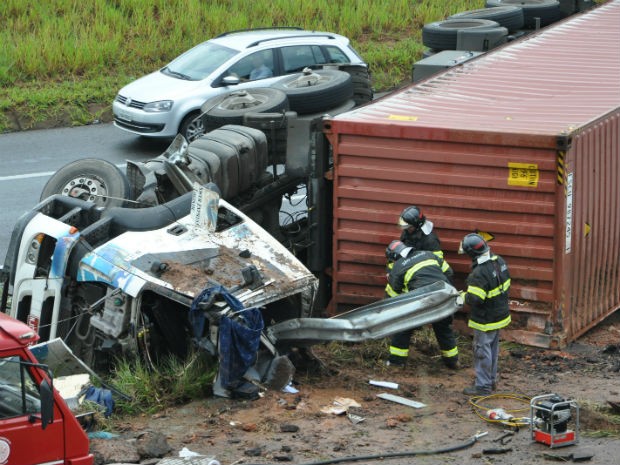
[179,447,202,458]
[369,380,399,390]
[377,392,426,409]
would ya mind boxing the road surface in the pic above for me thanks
[0,124,170,259]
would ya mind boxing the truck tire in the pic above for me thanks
[449,6,525,32]
[485,0,562,28]
[422,19,503,50]
[332,64,373,106]
[202,88,289,132]
[179,111,205,142]
[40,158,130,208]
[243,111,290,165]
[273,70,353,115]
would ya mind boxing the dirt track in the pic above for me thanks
[111,311,620,465]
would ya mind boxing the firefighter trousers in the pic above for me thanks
[389,315,458,363]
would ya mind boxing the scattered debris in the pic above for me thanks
[320,397,362,415]
[347,412,365,424]
[377,392,426,409]
[179,447,203,458]
[492,431,514,445]
[369,380,399,389]
[483,447,513,454]
[542,449,595,462]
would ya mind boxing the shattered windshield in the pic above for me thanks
[161,42,238,81]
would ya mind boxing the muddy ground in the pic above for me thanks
[111,311,620,465]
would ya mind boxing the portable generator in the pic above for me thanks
[530,394,579,448]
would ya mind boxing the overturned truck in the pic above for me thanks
[0,69,461,398]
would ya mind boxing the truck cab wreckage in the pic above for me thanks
[0,82,462,397]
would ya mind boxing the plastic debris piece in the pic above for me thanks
[377,393,426,409]
[369,380,399,390]
[347,412,365,424]
[179,447,203,458]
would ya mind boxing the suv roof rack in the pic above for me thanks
[216,26,303,38]
[247,33,336,48]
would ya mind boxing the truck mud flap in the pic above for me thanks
[266,281,461,347]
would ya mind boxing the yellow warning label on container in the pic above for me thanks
[508,162,539,187]
[388,115,418,121]
[476,230,495,242]
[584,223,591,237]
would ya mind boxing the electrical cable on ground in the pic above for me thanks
[244,431,488,465]
[467,393,532,428]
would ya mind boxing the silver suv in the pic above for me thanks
[113,27,367,139]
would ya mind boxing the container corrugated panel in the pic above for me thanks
[325,1,620,347]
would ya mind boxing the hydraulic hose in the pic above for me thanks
[245,431,488,465]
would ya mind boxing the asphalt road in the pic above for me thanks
[0,124,171,261]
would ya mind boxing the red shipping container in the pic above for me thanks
[325,1,620,347]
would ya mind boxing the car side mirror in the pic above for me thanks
[222,75,240,86]
[39,379,54,430]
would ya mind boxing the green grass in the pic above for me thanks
[0,0,483,132]
[109,352,216,415]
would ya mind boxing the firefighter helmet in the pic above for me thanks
[386,240,407,262]
[459,233,489,258]
[398,206,426,229]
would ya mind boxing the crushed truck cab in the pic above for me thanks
[0,312,93,465]
[1,190,318,377]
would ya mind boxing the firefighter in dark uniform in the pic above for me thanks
[384,240,459,369]
[459,233,511,396]
[397,206,453,280]
[398,206,442,255]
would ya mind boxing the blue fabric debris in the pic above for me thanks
[190,285,264,390]
[218,308,264,389]
[84,386,115,418]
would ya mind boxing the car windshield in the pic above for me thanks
[162,42,238,81]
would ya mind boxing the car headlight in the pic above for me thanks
[143,100,173,112]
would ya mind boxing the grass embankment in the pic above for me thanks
[0,0,482,132]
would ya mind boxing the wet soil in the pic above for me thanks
[114,311,620,465]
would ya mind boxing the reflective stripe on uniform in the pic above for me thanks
[440,260,450,273]
[467,285,487,300]
[441,346,458,358]
[385,284,399,297]
[468,314,511,332]
[403,259,440,288]
[389,346,409,357]
[487,278,511,298]
[468,277,511,301]
[433,250,444,259]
